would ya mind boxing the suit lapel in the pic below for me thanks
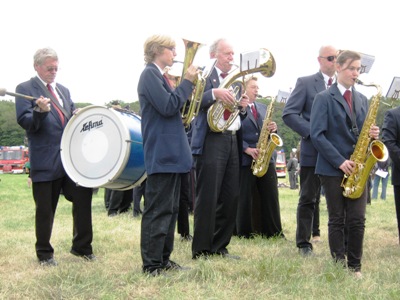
[32,77,70,123]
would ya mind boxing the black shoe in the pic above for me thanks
[163,260,191,271]
[70,249,97,261]
[299,247,313,256]
[192,251,212,260]
[144,268,166,277]
[39,257,58,267]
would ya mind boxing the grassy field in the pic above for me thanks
[0,173,400,299]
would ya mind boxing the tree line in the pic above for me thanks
[1,97,398,160]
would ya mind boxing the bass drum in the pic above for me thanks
[61,105,146,190]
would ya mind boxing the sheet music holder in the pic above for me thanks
[386,76,400,99]
[359,52,375,74]
[277,90,291,103]
[240,50,260,72]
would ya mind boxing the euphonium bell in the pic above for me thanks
[207,48,276,132]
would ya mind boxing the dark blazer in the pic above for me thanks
[241,102,276,166]
[310,83,368,177]
[382,106,400,186]
[190,68,245,157]
[15,77,74,182]
[282,71,326,167]
[138,63,193,175]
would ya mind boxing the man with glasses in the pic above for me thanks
[282,45,337,256]
[15,47,96,266]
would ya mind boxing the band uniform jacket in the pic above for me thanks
[282,71,326,167]
[138,63,193,175]
[310,83,368,177]
[190,68,246,160]
[15,77,74,182]
[382,106,400,186]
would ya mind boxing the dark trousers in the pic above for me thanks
[296,166,321,249]
[313,192,321,237]
[192,132,239,257]
[237,164,284,238]
[133,180,146,216]
[108,189,133,215]
[140,173,180,272]
[289,171,297,189]
[177,172,190,237]
[32,176,93,260]
[321,176,367,271]
[394,185,400,242]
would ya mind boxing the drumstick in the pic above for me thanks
[0,88,37,101]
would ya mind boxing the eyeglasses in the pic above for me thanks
[165,47,176,52]
[46,67,58,72]
[320,56,337,62]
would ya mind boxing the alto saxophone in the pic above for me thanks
[251,99,283,177]
[341,79,389,199]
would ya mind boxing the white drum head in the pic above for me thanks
[61,105,133,188]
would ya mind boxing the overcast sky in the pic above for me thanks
[1,0,398,105]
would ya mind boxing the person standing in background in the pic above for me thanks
[287,150,299,190]
[282,45,337,254]
[15,47,96,266]
[371,158,391,200]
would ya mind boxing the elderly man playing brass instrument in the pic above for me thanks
[190,38,249,260]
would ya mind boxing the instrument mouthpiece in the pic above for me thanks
[355,78,363,85]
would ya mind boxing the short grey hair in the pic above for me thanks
[209,38,226,56]
[33,47,58,66]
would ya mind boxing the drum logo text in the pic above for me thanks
[80,119,104,132]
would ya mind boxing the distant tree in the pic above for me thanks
[0,100,26,146]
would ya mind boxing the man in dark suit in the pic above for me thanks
[15,47,95,266]
[382,106,400,244]
[310,50,380,279]
[282,45,337,255]
[190,38,249,259]
[138,34,198,276]
[236,76,285,239]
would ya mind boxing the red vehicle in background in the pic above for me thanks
[0,146,29,174]
[275,150,287,178]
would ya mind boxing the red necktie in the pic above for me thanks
[221,72,231,120]
[47,84,65,126]
[343,90,352,113]
[251,105,257,120]
[163,73,172,88]
[328,77,333,86]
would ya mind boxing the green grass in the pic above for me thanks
[1,173,400,299]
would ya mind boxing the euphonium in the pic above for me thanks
[341,79,389,199]
[251,99,283,177]
[179,39,215,127]
[207,48,276,132]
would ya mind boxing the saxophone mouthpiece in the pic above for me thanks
[355,78,363,85]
